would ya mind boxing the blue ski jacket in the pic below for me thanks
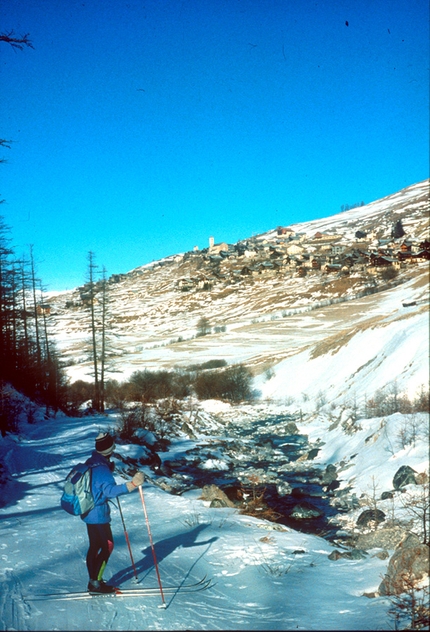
[81,451,129,524]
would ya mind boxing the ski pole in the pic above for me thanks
[138,485,166,607]
[117,497,139,582]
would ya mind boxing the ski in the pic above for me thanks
[25,576,213,602]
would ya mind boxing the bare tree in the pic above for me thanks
[388,570,430,630]
[0,31,33,50]
[399,472,429,545]
[87,251,100,411]
[196,316,211,337]
[29,246,41,368]
[0,139,12,167]
[99,266,108,412]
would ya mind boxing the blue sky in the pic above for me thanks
[1,0,428,291]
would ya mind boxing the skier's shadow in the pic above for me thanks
[110,524,218,586]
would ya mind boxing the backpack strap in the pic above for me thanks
[81,466,94,519]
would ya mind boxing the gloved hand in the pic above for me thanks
[126,471,144,492]
[132,472,144,487]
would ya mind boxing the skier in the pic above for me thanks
[83,432,144,594]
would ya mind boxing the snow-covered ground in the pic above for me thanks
[0,389,428,631]
[0,409,413,631]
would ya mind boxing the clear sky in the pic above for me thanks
[1,0,429,291]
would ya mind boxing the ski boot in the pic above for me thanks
[87,579,116,594]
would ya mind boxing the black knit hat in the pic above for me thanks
[95,432,115,456]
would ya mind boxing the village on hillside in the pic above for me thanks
[66,219,429,309]
[43,181,429,316]
[165,221,430,293]
[38,228,430,315]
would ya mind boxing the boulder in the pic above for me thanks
[326,479,340,493]
[284,422,299,435]
[276,481,292,497]
[380,491,394,500]
[416,471,429,485]
[354,526,407,551]
[257,438,274,449]
[332,492,359,512]
[210,497,230,508]
[378,534,430,596]
[199,484,235,508]
[328,548,368,561]
[221,485,243,503]
[291,487,307,499]
[307,447,320,460]
[322,464,337,485]
[181,421,196,438]
[290,501,323,520]
[374,551,389,560]
[393,465,417,490]
[159,460,173,477]
[356,509,386,528]
[343,549,368,560]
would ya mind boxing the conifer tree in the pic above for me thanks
[392,219,406,239]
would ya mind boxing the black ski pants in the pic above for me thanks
[86,523,114,581]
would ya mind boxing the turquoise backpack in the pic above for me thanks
[61,463,95,516]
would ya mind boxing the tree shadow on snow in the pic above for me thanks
[0,479,34,509]
[110,523,218,587]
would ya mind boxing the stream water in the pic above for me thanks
[157,413,342,542]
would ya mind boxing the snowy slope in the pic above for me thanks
[255,275,429,405]
[260,179,429,241]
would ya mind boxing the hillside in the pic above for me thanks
[45,179,429,405]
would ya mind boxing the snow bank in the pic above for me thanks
[255,309,428,407]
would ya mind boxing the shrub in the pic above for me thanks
[213,325,226,333]
[127,369,192,403]
[193,364,253,403]
[396,414,427,450]
[116,399,183,444]
[380,266,398,281]
[388,571,430,630]
[186,359,227,372]
[399,471,429,545]
[0,386,23,435]
[104,379,131,409]
[239,475,281,523]
[413,385,430,413]
[264,368,275,381]
[66,380,94,415]
[365,384,429,417]
[116,404,151,441]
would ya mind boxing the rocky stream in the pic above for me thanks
[117,410,357,544]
